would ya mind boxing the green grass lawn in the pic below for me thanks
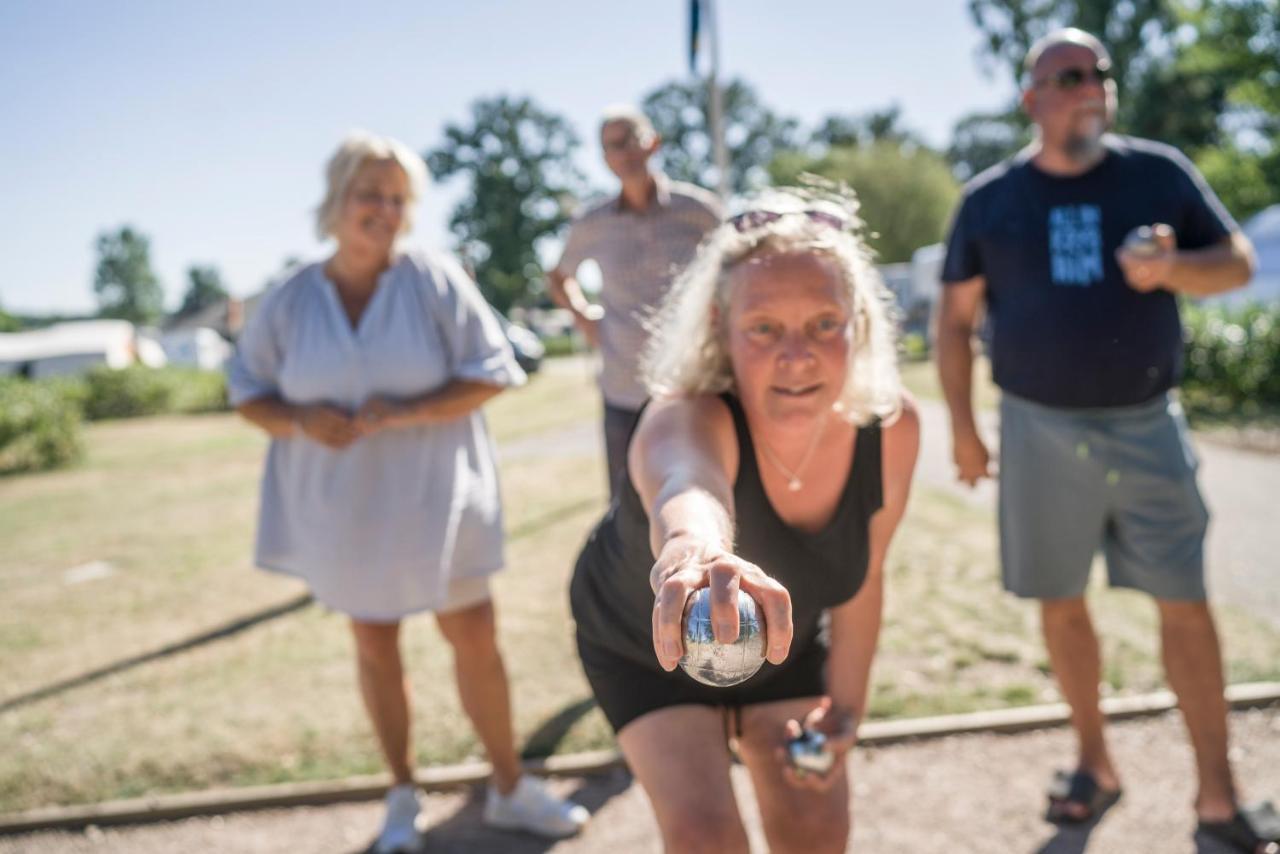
[2,355,1278,813]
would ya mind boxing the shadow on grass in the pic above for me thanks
[350,768,634,854]
[521,698,599,760]
[507,497,602,542]
[1,494,605,717]
[0,593,314,714]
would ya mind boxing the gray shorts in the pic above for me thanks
[998,391,1210,601]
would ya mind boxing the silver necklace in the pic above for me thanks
[756,412,830,492]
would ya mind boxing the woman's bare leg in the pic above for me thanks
[736,697,851,854]
[435,599,522,794]
[617,705,750,854]
[350,619,414,784]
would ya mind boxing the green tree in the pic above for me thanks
[642,78,800,194]
[812,104,921,151]
[771,142,961,264]
[426,95,583,313]
[175,264,229,319]
[960,0,1280,218]
[0,302,20,333]
[93,226,164,325]
[956,0,1184,175]
[947,108,1031,181]
[1176,0,1280,220]
[1195,145,1278,224]
[967,0,1175,93]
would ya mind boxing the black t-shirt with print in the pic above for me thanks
[941,135,1236,409]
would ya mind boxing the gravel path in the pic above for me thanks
[5,706,1276,853]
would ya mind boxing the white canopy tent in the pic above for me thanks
[0,320,165,379]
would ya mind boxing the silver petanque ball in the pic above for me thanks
[1123,225,1162,257]
[786,729,836,776]
[678,588,767,687]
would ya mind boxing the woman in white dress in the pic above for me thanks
[228,131,587,852]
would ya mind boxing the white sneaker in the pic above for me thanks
[372,784,426,853]
[483,775,590,838]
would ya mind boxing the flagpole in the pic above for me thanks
[705,0,730,201]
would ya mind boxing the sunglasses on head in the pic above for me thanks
[1034,61,1112,91]
[728,208,847,233]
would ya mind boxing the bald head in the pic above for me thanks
[1020,27,1116,170]
[1024,27,1112,83]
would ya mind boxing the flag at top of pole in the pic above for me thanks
[688,0,702,73]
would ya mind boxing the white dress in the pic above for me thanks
[226,248,526,622]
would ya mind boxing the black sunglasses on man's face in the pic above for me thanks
[1034,61,1112,91]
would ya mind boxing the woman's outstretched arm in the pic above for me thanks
[630,395,794,672]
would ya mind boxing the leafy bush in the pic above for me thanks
[770,142,961,264]
[900,331,929,362]
[0,378,83,474]
[83,366,174,420]
[1182,302,1280,416]
[541,333,581,358]
[82,366,228,420]
[164,367,229,414]
[39,375,90,417]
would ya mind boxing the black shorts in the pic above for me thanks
[576,630,828,734]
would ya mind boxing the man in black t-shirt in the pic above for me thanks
[938,27,1274,850]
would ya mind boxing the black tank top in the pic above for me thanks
[570,394,883,674]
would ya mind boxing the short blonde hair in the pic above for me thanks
[642,182,901,426]
[314,130,428,241]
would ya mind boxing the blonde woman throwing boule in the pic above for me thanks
[569,184,920,853]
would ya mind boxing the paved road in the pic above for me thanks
[5,706,1276,853]
[913,398,1280,629]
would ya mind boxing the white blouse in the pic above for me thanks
[227,249,525,621]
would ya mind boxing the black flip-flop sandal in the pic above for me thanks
[1197,802,1280,854]
[1045,769,1123,824]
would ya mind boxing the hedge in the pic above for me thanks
[82,366,228,421]
[0,378,83,475]
[1182,302,1280,417]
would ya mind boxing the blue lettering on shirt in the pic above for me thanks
[1048,205,1103,286]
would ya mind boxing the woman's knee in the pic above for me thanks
[350,620,402,670]
[659,803,749,854]
[436,600,499,654]
[766,801,849,853]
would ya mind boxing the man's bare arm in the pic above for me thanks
[935,276,992,485]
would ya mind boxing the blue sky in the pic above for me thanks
[0,1,1015,314]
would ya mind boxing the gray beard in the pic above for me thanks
[1063,130,1106,164]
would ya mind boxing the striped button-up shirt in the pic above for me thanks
[555,174,721,409]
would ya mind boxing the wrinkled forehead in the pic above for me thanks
[726,251,850,313]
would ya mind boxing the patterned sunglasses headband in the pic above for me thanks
[728,208,848,233]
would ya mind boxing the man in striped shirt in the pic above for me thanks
[549,105,722,498]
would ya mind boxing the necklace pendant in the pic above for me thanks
[787,477,802,492]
